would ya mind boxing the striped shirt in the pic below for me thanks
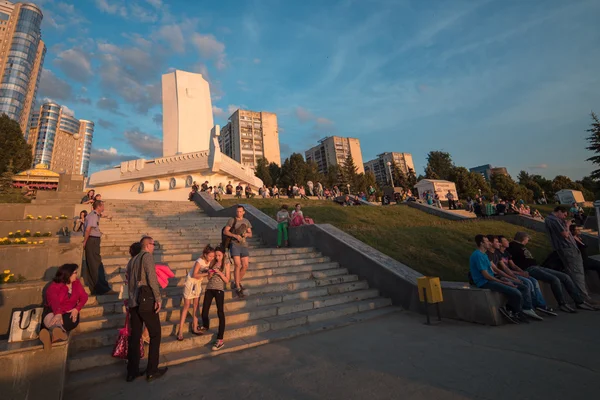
[205,262,229,291]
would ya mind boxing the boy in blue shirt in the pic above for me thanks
[470,234,525,324]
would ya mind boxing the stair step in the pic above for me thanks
[80,280,371,319]
[67,298,393,372]
[65,306,399,390]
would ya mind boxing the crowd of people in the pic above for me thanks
[469,205,599,324]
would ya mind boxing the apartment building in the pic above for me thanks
[0,1,45,135]
[27,102,94,176]
[219,109,281,168]
[364,152,415,185]
[305,136,364,175]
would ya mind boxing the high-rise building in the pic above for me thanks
[219,109,281,168]
[0,1,45,136]
[305,136,364,175]
[364,152,415,185]
[162,70,213,157]
[27,102,94,176]
[469,164,509,181]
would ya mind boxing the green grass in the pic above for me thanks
[220,198,553,282]
[0,189,31,203]
[534,204,594,217]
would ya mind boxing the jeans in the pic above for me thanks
[526,266,583,305]
[202,289,225,340]
[128,306,161,377]
[508,279,533,310]
[517,276,546,307]
[557,248,589,301]
[480,281,523,313]
[277,222,288,246]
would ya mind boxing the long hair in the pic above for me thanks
[202,244,215,261]
[53,263,78,284]
[211,245,226,271]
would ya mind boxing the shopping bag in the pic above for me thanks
[8,307,44,342]
[112,310,145,359]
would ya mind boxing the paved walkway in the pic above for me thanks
[66,310,600,400]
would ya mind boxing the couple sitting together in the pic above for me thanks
[275,204,314,247]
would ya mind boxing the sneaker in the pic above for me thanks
[584,301,600,311]
[536,306,558,316]
[498,306,519,324]
[39,328,52,351]
[212,340,225,351]
[514,312,530,324]
[577,302,596,311]
[236,288,245,299]
[523,309,544,321]
[559,304,577,313]
[230,281,236,291]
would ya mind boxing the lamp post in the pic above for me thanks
[542,190,546,203]
[346,183,350,194]
[387,161,394,188]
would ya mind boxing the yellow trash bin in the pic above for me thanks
[417,276,443,304]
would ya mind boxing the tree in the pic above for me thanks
[355,171,378,194]
[268,162,281,186]
[490,174,533,202]
[304,160,323,184]
[0,114,32,175]
[449,166,492,199]
[279,153,306,188]
[586,111,600,179]
[324,164,340,188]
[391,161,407,188]
[425,151,454,180]
[0,160,14,193]
[340,154,359,192]
[517,170,544,199]
[407,168,417,189]
[551,175,580,193]
[254,157,272,186]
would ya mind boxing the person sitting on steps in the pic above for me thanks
[39,263,88,350]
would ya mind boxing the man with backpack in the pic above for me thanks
[222,205,253,298]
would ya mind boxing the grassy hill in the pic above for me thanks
[220,198,553,282]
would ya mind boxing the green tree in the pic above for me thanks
[517,170,544,199]
[324,164,340,188]
[280,153,306,188]
[407,168,418,189]
[355,171,378,194]
[268,162,281,186]
[576,176,597,201]
[425,151,454,180]
[304,160,323,184]
[340,153,359,192]
[0,114,32,174]
[448,166,493,199]
[585,111,600,179]
[491,174,533,202]
[254,157,272,186]
[391,161,407,188]
[551,175,579,193]
[0,160,14,193]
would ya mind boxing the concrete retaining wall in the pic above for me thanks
[0,203,80,221]
[0,220,73,237]
[406,201,471,221]
[0,243,83,281]
[193,193,506,325]
[0,281,46,337]
[0,339,68,399]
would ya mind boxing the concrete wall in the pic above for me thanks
[0,220,73,237]
[406,201,470,221]
[0,281,46,337]
[0,203,80,221]
[193,192,506,325]
[0,242,82,281]
[0,339,68,399]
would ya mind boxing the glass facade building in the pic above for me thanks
[0,2,45,135]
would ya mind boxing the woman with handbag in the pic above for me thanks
[196,245,230,351]
[176,244,214,340]
[125,236,168,382]
[39,263,88,350]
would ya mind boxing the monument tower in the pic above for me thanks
[162,70,214,156]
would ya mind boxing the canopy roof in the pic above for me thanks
[13,164,60,182]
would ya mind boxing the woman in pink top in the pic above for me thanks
[40,263,88,350]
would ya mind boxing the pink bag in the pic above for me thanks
[112,310,144,359]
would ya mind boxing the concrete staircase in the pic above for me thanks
[66,200,395,388]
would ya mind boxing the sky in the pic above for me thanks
[30,0,600,180]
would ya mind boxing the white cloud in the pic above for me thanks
[212,106,226,119]
[156,24,185,53]
[295,107,314,123]
[227,104,240,116]
[95,0,127,17]
[90,147,138,166]
[96,96,125,116]
[62,105,75,117]
[146,0,162,8]
[529,164,549,170]
[54,48,93,83]
[191,33,227,70]
[37,69,73,101]
[122,129,163,158]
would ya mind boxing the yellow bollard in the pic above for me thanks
[417,276,443,324]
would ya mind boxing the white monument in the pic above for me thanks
[162,70,214,156]
[86,69,263,200]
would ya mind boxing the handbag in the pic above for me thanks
[112,309,145,359]
[8,307,43,342]
[136,252,156,313]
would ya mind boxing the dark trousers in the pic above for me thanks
[84,237,112,295]
[526,266,583,305]
[201,289,225,340]
[128,306,161,376]
[448,200,456,210]
[480,281,523,312]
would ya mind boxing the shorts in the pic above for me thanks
[183,276,202,299]
[230,243,250,258]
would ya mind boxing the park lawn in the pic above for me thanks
[534,204,595,217]
[220,199,553,282]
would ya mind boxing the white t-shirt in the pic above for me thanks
[189,257,210,278]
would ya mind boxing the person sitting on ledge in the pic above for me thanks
[39,263,88,350]
[496,200,507,216]
[532,209,543,220]
[235,183,243,199]
[469,234,525,324]
[226,181,233,195]
[570,202,586,225]
[508,231,595,312]
[245,184,254,198]
[80,189,95,204]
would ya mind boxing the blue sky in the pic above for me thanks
[31,0,600,179]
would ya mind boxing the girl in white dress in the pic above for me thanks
[176,244,214,340]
